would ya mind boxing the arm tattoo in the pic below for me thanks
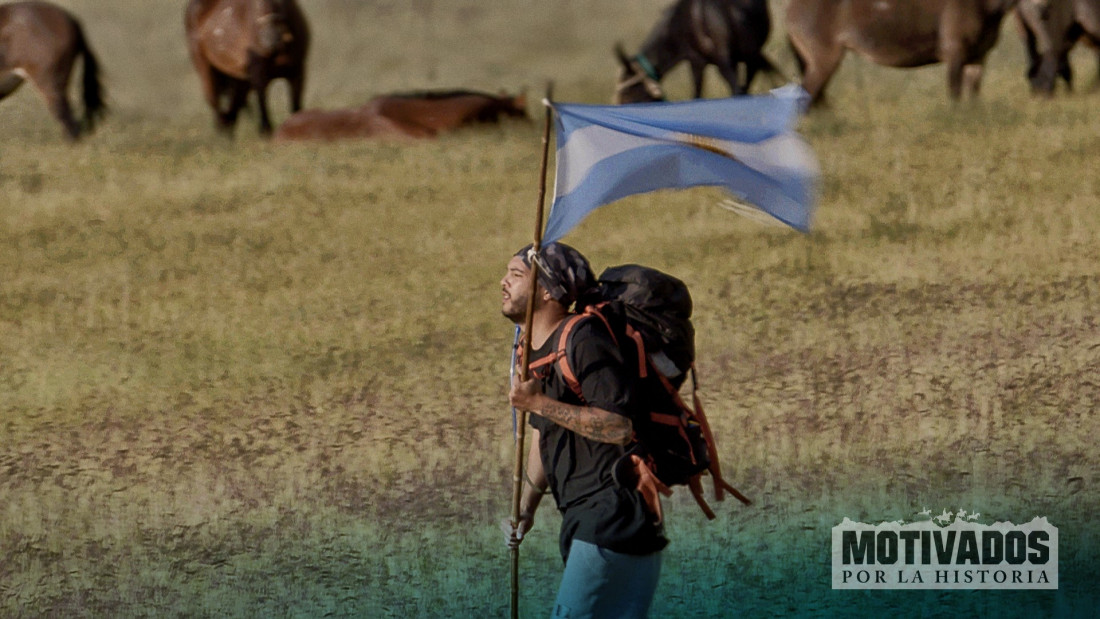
[537,398,632,445]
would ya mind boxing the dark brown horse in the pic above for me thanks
[1016,0,1100,94]
[273,89,528,142]
[0,1,105,140]
[184,0,309,136]
[614,0,779,103]
[786,0,1020,104]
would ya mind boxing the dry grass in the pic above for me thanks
[1,0,1099,617]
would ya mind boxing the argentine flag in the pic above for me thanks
[543,84,819,242]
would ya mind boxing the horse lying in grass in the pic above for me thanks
[0,1,106,140]
[273,89,528,142]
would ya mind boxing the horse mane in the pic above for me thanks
[385,89,512,102]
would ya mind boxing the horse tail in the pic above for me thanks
[75,23,107,132]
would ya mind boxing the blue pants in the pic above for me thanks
[552,540,662,619]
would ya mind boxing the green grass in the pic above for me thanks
[2,1,1099,617]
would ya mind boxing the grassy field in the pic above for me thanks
[2,0,1099,617]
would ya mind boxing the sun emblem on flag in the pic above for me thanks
[675,133,739,161]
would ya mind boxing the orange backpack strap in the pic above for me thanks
[517,312,599,402]
[552,313,591,402]
[687,475,717,520]
[547,305,633,403]
[690,367,752,506]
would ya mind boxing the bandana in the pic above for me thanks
[514,242,596,308]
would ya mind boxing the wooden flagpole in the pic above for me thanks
[511,81,554,619]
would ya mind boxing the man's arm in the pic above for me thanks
[503,428,547,549]
[509,378,633,445]
[519,428,547,517]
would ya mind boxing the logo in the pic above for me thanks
[831,509,1058,589]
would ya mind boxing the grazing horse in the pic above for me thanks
[0,1,105,140]
[1016,0,1100,94]
[786,0,1020,104]
[184,0,309,136]
[614,0,779,103]
[273,89,528,142]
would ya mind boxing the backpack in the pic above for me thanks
[532,264,751,520]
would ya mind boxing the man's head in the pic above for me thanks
[500,242,595,323]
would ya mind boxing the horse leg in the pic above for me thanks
[253,82,274,135]
[940,12,981,101]
[791,38,845,105]
[199,62,241,133]
[1055,23,1080,91]
[208,73,234,134]
[742,58,762,93]
[943,49,967,100]
[1021,17,1042,84]
[713,57,744,96]
[247,54,274,135]
[32,70,82,140]
[1058,49,1074,91]
[0,73,26,101]
[1033,51,1061,94]
[44,88,81,140]
[287,70,306,114]
[689,60,707,98]
[221,80,250,135]
[191,54,225,128]
[962,64,984,98]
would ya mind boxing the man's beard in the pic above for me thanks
[501,300,526,324]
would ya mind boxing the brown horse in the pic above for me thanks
[1016,0,1100,94]
[0,1,105,140]
[786,0,1020,104]
[614,0,779,103]
[184,0,309,136]
[273,89,528,142]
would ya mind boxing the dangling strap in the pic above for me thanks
[691,366,751,506]
[687,475,717,520]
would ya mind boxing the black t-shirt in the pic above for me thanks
[527,316,669,562]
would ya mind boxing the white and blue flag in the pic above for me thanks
[543,84,819,242]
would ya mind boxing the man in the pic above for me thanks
[500,242,667,619]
